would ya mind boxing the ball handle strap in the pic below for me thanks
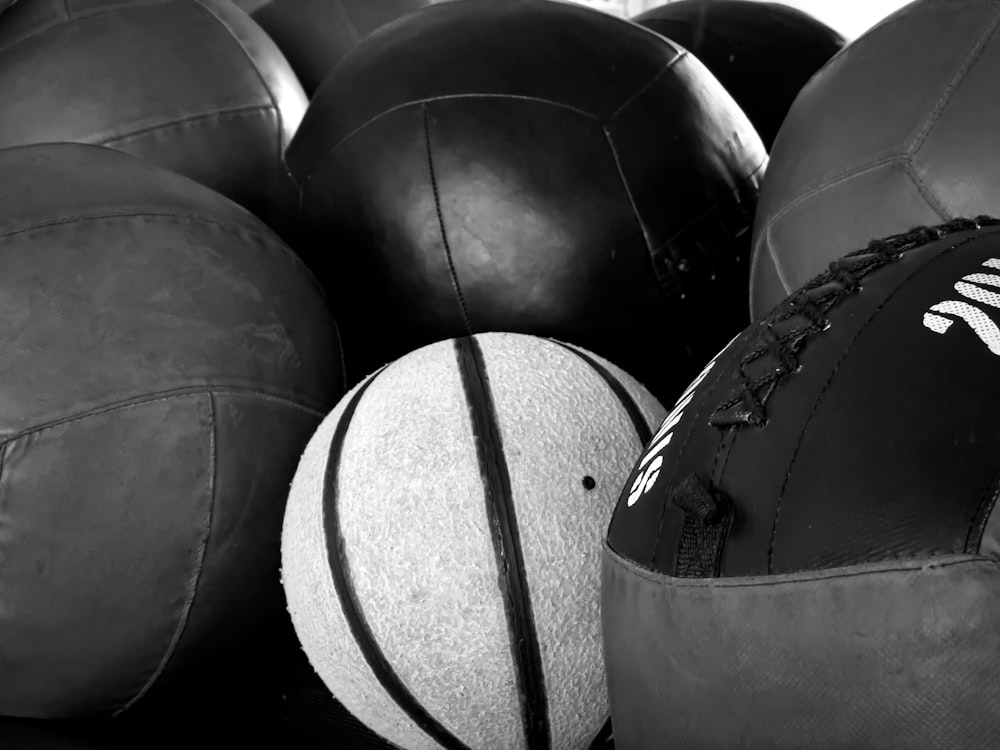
[669,473,735,578]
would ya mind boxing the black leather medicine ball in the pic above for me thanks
[633,0,845,149]
[285,0,767,401]
[604,216,1000,748]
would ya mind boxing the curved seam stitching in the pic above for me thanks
[0,210,264,241]
[965,467,1000,552]
[710,349,751,486]
[602,51,688,126]
[756,155,909,241]
[0,385,326,447]
[330,315,348,395]
[97,105,274,148]
[424,102,472,334]
[758,167,941,298]
[0,211,316,287]
[907,6,1000,157]
[0,1,254,69]
[602,126,656,279]
[607,542,999,587]
[120,391,218,714]
[765,232,983,572]
[647,353,735,569]
[601,122,693,358]
[0,0,119,60]
[765,223,794,298]
[649,158,767,258]
[0,443,7,521]
[900,159,951,221]
[295,93,597,184]
[190,0,284,162]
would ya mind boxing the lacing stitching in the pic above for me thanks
[710,215,1000,428]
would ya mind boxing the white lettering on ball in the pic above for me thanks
[627,334,739,508]
[923,259,1000,357]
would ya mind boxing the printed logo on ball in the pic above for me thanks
[923,257,1000,356]
[626,334,739,508]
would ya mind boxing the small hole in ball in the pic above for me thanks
[582,476,596,490]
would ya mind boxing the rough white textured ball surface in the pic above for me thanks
[281,332,665,750]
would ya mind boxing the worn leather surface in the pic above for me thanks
[749,0,1000,318]
[603,550,1000,749]
[0,613,398,748]
[0,0,307,228]
[285,0,767,403]
[0,142,343,718]
[633,0,844,149]
[252,0,433,97]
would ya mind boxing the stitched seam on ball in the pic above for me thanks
[756,155,910,247]
[710,343,752,483]
[646,160,766,311]
[602,51,687,125]
[712,217,1000,427]
[763,222,795,298]
[96,105,275,149]
[766,232,985,573]
[0,1,257,69]
[191,0,278,109]
[331,316,348,395]
[606,541,999,586]
[117,391,218,714]
[0,385,325,447]
[424,103,473,335]
[0,0,127,59]
[601,127,658,288]
[294,94,597,184]
[189,0,285,161]
[963,466,1000,554]
[899,159,951,223]
[0,211,317,290]
[650,157,767,260]
[0,441,7,542]
[648,352,735,569]
[907,6,1000,157]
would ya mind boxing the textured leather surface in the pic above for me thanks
[252,0,433,97]
[0,0,307,225]
[284,0,766,403]
[603,550,1000,749]
[634,0,844,149]
[0,614,397,748]
[749,0,1000,317]
[608,222,1000,576]
[0,143,343,718]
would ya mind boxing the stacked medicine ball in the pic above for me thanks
[5,0,1000,748]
